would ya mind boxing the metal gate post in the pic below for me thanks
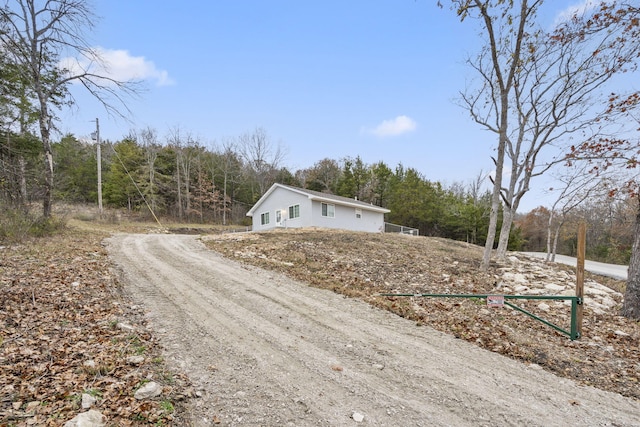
[570,297,583,340]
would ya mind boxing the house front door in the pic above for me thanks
[276,210,282,226]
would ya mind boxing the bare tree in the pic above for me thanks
[451,0,534,270]
[0,0,139,217]
[210,137,242,225]
[450,0,640,269]
[167,127,202,221]
[238,127,286,200]
[570,118,640,318]
[467,170,488,204]
[134,127,163,214]
[544,165,610,261]
[563,3,640,318]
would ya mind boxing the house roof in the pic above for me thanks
[246,183,391,216]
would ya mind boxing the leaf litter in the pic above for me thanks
[0,230,192,426]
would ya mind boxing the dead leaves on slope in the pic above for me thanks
[0,232,190,426]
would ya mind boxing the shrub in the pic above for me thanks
[0,207,66,242]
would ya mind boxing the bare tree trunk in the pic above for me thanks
[38,101,54,218]
[622,199,640,319]
[183,160,191,218]
[218,139,237,227]
[545,209,556,262]
[475,0,525,271]
[148,158,156,212]
[496,206,514,259]
[551,224,561,262]
[18,157,27,206]
[222,172,228,226]
[176,153,183,220]
[141,128,158,212]
[482,211,499,269]
[481,168,503,270]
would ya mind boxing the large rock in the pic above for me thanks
[64,410,105,427]
[134,381,162,400]
[502,272,527,284]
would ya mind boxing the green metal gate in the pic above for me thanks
[378,293,583,340]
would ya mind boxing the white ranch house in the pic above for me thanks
[246,184,390,233]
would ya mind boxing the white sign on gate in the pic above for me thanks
[487,295,505,308]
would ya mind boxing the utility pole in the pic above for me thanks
[91,118,103,216]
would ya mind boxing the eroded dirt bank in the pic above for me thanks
[106,233,640,426]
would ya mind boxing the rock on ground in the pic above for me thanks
[63,409,105,427]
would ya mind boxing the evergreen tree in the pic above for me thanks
[103,139,144,211]
[53,135,97,203]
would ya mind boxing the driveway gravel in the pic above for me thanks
[107,234,640,426]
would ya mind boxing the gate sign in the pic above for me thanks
[487,295,505,308]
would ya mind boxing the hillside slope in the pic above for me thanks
[204,228,639,400]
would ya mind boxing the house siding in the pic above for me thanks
[248,184,388,233]
[311,200,384,232]
[250,186,315,231]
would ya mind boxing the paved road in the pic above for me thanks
[520,252,628,280]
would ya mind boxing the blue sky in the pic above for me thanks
[59,0,602,212]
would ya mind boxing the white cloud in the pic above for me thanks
[59,47,174,86]
[365,115,417,138]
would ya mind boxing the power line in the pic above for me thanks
[107,141,163,228]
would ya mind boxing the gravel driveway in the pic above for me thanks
[107,234,640,426]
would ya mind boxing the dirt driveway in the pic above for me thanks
[106,233,640,427]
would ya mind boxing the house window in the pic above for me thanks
[321,203,335,218]
[289,204,300,219]
[261,212,270,225]
[355,208,362,219]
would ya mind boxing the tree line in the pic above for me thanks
[3,124,521,246]
[5,117,635,266]
[516,196,636,265]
